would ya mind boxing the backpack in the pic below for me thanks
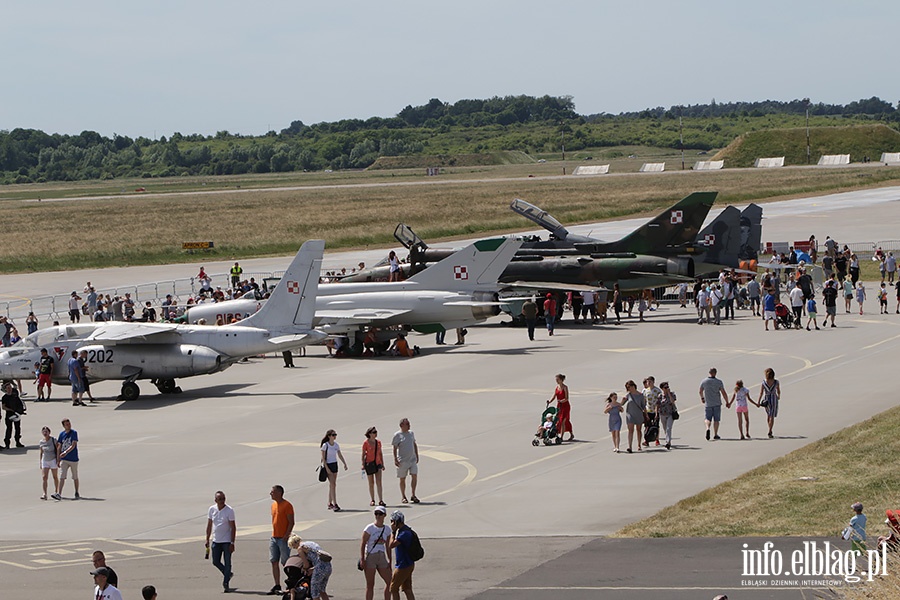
[404,527,424,562]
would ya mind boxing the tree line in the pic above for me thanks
[1,95,898,184]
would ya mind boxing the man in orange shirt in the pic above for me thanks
[268,485,294,595]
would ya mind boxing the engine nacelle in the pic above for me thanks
[666,257,695,278]
[470,292,501,321]
[79,344,222,380]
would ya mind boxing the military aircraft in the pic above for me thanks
[0,240,326,400]
[185,238,522,335]
[342,192,726,291]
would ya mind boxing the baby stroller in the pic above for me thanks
[532,405,562,446]
[774,303,792,329]
[282,556,311,600]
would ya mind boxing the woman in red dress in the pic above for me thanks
[548,373,574,442]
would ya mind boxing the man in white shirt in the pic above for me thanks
[206,490,237,592]
[91,567,123,600]
[789,285,805,329]
[581,290,597,323]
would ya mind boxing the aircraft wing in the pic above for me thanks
[629,271,696,282]
[85,323,180,342]
[268,331,327,346]
[442,300,503,307]
[316,308,412,321]
[501,281,610,293]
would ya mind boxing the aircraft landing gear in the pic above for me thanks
[120,381,141,401]
[154,378,182,394]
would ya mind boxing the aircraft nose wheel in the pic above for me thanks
[120,381,141,401]
[155,378,180,394]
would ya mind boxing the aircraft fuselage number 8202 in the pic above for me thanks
[86,349,114,363]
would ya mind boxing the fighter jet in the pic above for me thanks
[0,240,326,400]
[185,238,522,335]
[342,192,722,291]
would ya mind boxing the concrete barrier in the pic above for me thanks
[754,157,785,168]
[572,165,610,175]
[639,162,665,173]
[693,160,724,171]
[817,154,850,166]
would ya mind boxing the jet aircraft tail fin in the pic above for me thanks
[696,206,742,268]
[585,191,717,254]
[738,203,763,262]
[406,238,521,290]
[242,240,324,331]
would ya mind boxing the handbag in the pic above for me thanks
[672,408,679,421]
[317,465,328,482]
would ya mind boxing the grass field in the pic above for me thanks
[616,404,900,598]
[617,405,900,539]
[2,162,900,273]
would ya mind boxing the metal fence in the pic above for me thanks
[1,270,285,326]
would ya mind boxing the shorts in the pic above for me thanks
[70,380,84,393]
[735,406,748,414]
[390,565,415,593]
[41,459,58,469]
[38,373,52,386]
[60,460,79,480]
[397,461,418,478]
[704,405,722,422]
[364,462,382,476]
[826,306,836,316]
[269,536,289,564]
[807,312,817,319]
[763,310,776,321]
[365,551,389,569]
[326,461,338,473]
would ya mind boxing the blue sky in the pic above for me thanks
[3,0,897,137]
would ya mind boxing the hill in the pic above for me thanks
[713,124,900,167]
[368,150,534,170]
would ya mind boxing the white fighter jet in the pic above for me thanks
[0,240,326,400]
[186,238,522,335]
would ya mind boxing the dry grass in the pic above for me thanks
[617,406,900,539]
[2,164,900,272]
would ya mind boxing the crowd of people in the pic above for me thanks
[543,366,783,455]
[4,236,899,598]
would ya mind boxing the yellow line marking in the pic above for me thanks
[448,388,534,394]
[423,461,478,500]
[598,348,646,353]
[419,450,466,462]
[0,539,178,570]
[862,332,900,350]
[783,354,846,378]
[478,445,580,484]
[139,520,324,548]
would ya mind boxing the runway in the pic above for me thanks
[1,186,899,599]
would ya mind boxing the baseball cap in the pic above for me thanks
[90,567,110,577]
[390,510,405,523]
[373,505,387,515]
[851,502,863,511]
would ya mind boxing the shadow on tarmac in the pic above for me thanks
[114,384,255,409]
[296,386,366,399]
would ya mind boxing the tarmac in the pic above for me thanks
[2,186,900,599]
